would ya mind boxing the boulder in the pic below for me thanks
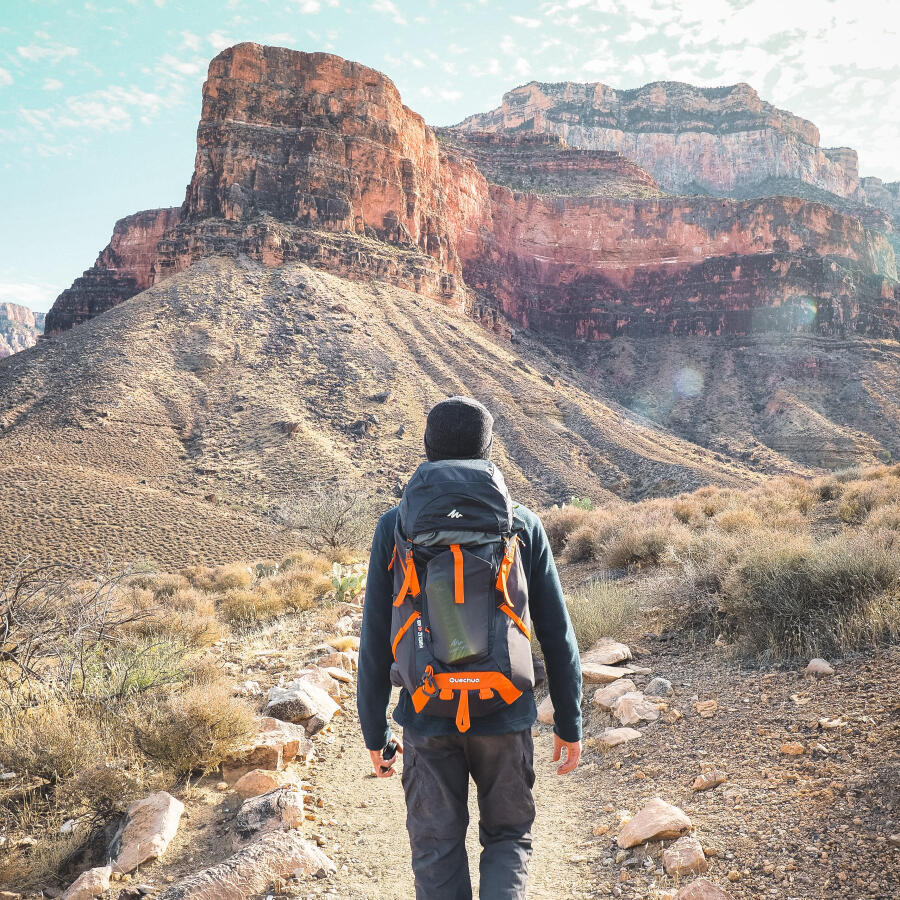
[265,678,340,734]
[232,788,304,850]
[663,835,708,876]
[157,831,334,900]
[324,666,352,684]
[536,694,554,725]
[617,798,692,848]
[592,679,637,711]
[318,650,358,671]
[805,658,834,679]
[582,638,632,666]
[61,866,111,900]
[611,691,661,726]
[645,677,673,697]
[233,769,297,800]
[596,727,642,748]
[110,791,184,874]
[221,717,315,784]
[294,666,342,701]
[675,879,733,899]
[692,769,728,792]
[581,662,635,684]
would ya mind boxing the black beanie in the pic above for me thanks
[424,396,494,461]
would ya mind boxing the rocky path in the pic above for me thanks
[306,690,601,899]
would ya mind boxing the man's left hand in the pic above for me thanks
[553,734,581,775]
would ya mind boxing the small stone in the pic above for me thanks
[644,677,673,697]
[675,879,733,899]
[597,727,643,748]
[611,691,661,726]
[694,699,718,718]
[592,822,610,836]
[110,791,184,874]
[692,769,728,792]
[887,833,900,848]
[804,658,834,679]
[233,769,296,800]
[593,679,638,711]
[324,666,352,683]
[780,742,806,756]
[727,870,741,882]
[582,637,633,666]
[663,835,708,876]
[582,662,637,684]
[318,650,358,671]
[60,866,111,900]
[617,798,691,848]
[216,781,229,792]
[536,694,554,725]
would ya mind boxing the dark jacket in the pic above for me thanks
[357,503,582,750]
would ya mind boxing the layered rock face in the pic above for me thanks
[454,81,864,199]
[44,207,181,334]
[463,187,900,340]
[0,303,45,358]
[43,45,900,344]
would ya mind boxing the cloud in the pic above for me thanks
[371,0,406,25]
[0,281,60,311]
[180,31,203,52]
[293,0,321,11]
[0,68,12,87]
[510,15,541,28]
[17,43,79,63]
[207,31,236,52]
[42,78,63,90]
[58,86,166,131]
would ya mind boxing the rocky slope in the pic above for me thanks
[0,303,44,358]
[2,257,766,572]
[454,79,900,221]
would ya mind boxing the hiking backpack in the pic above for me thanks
[388,459,535,732]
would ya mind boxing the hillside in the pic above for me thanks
[0,257,764,574]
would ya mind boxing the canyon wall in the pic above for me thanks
[0,303,45,358]
[44,207,181,334]
[43,45,900,345]
[454,81,865,200]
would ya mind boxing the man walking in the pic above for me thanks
[357,396,582,899]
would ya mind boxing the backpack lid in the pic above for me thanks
[399,459,513,540]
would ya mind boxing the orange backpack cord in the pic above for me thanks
[393,548,421,606]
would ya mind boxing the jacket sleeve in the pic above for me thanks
[356,510,396,751]
[526,515,583,743]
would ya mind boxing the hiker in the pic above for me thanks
[357,396,582,899]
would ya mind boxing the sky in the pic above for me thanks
[1,0,898,313]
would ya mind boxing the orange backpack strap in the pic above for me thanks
[500,604,530,640]
[392,610,420,660]
[495,534,519,606]
[411,671,523,732]
[450,544,464,604]
[394,549,421,607]
[388,545,396,571]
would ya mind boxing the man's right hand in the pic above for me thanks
[369,739,403,778]
[553,733,581,775]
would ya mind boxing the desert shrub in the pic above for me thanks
[563,524,604,563]
[565,579,641,650]
[539,505,590,554]
[814,476,844,501]
[839,477,900,523]
[148,573,191,599]
[188,563,253,593]
[0,700,106,785]
[672,497,702,525]
[719,532,900,657]
[833,465,863,483]
[867,503,900,530]
[713,507,761,533]
[604,524,692,570]
[275,481,379,552]
[132,682,255,775]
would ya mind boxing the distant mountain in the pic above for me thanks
[0,302,44,358]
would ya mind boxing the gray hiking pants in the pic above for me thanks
[401,727,536,900]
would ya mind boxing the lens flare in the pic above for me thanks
[674,367,704,398]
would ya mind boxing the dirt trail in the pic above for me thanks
[309,690,600,899]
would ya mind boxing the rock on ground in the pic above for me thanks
[60,866,111,900]
[318,650,357,671]
[582,638,632,666]
[221,717,314,784]
[581,662,636,684]
[157,831,334,900]
[537,694,554,724]
[233,769,297,800]
[294,665,342,701]
[324,666,352,683]
[692,769,728,792]
[232,787,304,850]
[110,791,184,874]
[611,691,661,726]
[805,657,835,678]
[645,676,673,697]
[266,678,340,734]
[663,835,708,876]
[617,798,692,848]
[694,699,718,718]
[596,727,642,748]
[592,679,637,711]
[675,878,733,899]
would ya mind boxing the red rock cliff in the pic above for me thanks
[44,207,181,334]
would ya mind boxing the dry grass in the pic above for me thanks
[547,465,900,659]
[565,578,642,651]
